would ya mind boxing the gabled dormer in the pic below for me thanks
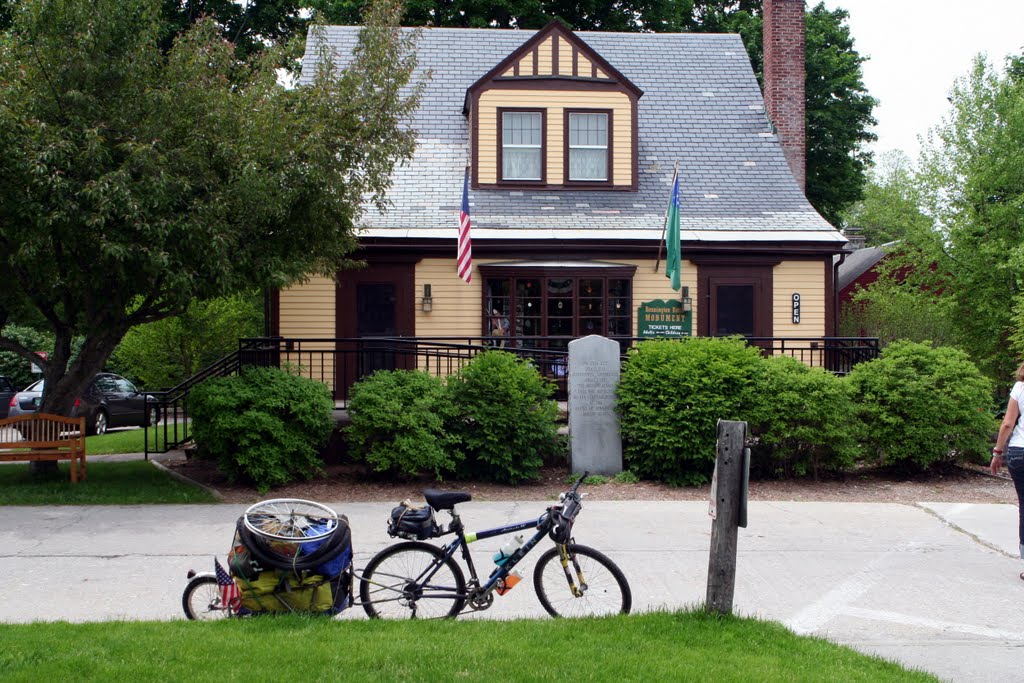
[465,21,643,191]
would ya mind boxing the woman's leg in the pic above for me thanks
[1006,447,1024,559]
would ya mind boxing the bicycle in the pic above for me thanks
[358,472,632,619]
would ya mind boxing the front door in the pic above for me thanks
[356,283,398,375]
[336,262,415,394]
[699,265,773,340]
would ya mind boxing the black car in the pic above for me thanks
[0,376,16,419]
[8,373,160,435]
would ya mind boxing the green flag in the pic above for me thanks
[665,171,681,291]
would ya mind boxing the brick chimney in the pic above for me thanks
[763,0,806,190]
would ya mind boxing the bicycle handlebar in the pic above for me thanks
[567,471,588,498]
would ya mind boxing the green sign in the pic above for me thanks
[638,299,691,338]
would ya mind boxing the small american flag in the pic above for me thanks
[457,167,473,283]
[214,558,240,611]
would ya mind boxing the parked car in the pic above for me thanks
[8,373,160,435]
[0,376,16,419]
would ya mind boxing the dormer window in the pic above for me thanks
[567,111,610,182]
[466,21,642,191]
[501,110,544,182]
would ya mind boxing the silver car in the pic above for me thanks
[0,376,16,419]
[8,373,160,435]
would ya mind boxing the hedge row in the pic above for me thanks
[618,339,997,485]
[190,339,998,491]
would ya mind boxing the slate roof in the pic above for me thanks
[837,244,891,290]
[301,26,845,245]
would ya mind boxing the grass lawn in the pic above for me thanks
[85,426,178,455]
[0,611,936,682]
[0,460,218,505]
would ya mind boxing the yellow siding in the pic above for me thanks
[278,276,336,389]
[559,40,574,77]
[477,89,633,186]
[501,67,514,77]
[577,54,592,76]
[595,67,608,79]
[415,259,485,338]
[773,261,825,338]
[537,38,553,75]
[279,276,335,337]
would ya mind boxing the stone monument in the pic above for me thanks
[568,335,622,475]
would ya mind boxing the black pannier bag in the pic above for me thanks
[388,500,440,540]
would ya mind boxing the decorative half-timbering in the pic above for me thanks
[465,21,642,191]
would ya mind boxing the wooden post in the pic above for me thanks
[706,420,747,614]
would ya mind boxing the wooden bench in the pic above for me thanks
[0,414,87,483]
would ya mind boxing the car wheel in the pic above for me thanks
[146,406,160,427]
[92,410,108,436]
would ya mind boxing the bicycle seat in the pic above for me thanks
[423,489,472,511]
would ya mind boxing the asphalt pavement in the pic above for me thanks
[1,460,1022,682]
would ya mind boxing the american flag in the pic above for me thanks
[457,166,473,283]
[214,558,240,611]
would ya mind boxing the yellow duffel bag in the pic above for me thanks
[237,570,336,613]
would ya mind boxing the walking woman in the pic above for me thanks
[991,360,1024,576]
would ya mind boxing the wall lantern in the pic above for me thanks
[421,284,433,313]
[682,286,693,313]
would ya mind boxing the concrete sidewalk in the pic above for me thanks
[1,496,1022,682]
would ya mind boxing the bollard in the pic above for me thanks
[706,419,749,615]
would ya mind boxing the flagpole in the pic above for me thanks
[654,161,679,273]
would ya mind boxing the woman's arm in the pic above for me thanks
[992,396,1020,473]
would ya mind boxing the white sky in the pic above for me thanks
[819,0,1024,161]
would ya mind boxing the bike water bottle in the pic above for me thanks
[496,570,523,596]
[493,534,524,566]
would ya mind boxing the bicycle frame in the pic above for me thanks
[413,509,554,600]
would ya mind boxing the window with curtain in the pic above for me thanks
[568,112,609,182]
[502,111,543,181]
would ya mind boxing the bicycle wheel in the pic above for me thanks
[182,575,233,620]
[359,541,467,619]
[533,544,632,618]
[243,498,340,542]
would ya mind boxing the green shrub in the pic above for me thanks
[448,351,560,484]
[617,338,763,486]
[190,367,334,492]
[346,370,461,478]
[746,355,859,479]
[613,470,640,484]
[845,341,997,470]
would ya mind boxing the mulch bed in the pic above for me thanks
[164,456,1019,506]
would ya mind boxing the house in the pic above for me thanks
[271,0,858,394]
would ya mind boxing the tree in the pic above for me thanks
[838,152,955,346]
[904,54,1024,382]
[109,293,264,389]
[802,3,876,225]
[0,0,422,420]
[843,151,931,247]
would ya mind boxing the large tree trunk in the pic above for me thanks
[29,327,126,479]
